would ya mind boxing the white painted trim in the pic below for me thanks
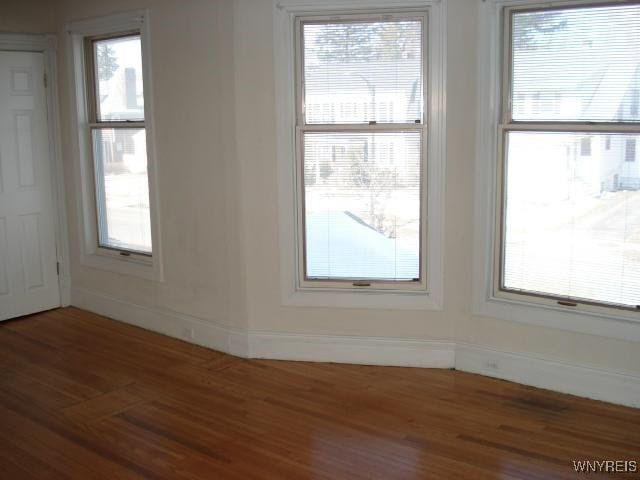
[274,0,446,310]
[70,286,454,367]
[250,331,455,367]
[472,0,640,341]
[71,288,639,407]
[456,344,640,409]
[276,0,439,10]
[71,287,249,358]
[281,289,443,310]
[65,11,146,36]
[66,11,164,282]
[0,33,71,307]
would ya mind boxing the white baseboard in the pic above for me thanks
[71,287,454,368]
[71,287,249,357]
[456,344,640,409]
[249,331,455,367]
[70,288,639,408]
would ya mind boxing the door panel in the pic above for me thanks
[0,51,60,320]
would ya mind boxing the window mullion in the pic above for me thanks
[299,123,425,133]
[89,121,145,129]
[501,122,640,133]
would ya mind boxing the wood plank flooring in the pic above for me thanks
[0,307,638,479]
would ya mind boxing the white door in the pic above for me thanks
[0,51,60,320]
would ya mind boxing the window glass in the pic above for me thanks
[503,131,640,307]
[303,20,423,124]
[93,35,145,121]
[304,131,421,280]
[511,5,640,122]
[92,128,152,254]
[300,17,424,283]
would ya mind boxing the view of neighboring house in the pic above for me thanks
[302,21,423,279]
[513,64,640,195]
[95,38,145,174]
[512,12,640,196]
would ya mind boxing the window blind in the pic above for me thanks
[502,4,640,308]
[503,131,640,307]
[303,20,423,125]
[511,4,640,123]
[303,131,421,280]
[89,34,152,255]
[300,18,424,283]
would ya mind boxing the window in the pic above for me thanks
[579,137,591,156]
[86,33,151,256]
[626,138,636,162]
[68,11,162,280]
[275,0,444,309]
[497,3,640,311]
[297,13,426,289]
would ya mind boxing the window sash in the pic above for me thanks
[495,1,640,312]
[296,12,427,128]
[501,1,640,125]
[84,31,143,125]
[85,30,151,257]
[296,125,427,289]
[494,125,640,312]
[295,12,428,289]
[90,124,151,256]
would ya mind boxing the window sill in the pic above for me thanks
[81,248,162,281]
[473,292,640,342]
[284,287,442,310]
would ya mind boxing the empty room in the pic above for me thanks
[0,0,639,478]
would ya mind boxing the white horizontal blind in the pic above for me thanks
[89,34,152,255]
[93,35,145,121]
[501,3,640,309]
[503,131,640,307]
[92,128,152,253]
[511,4,640,122]
[304,131,421,280]
[300,16,424,283]
[303,19,423,124]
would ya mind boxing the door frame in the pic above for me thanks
[0,33,70,307]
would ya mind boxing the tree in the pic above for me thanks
[513,12,568,51]
[314,23,378,62]
[96,44,119,81]
[348,142,399,238]
[313,21,419,63]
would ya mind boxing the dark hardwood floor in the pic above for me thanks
[0,307,638,479]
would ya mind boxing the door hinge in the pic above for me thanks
[43,72,48,88]
[56,261,60,275]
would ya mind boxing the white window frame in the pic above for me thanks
[274,0,446,310]
[474,0,640,341]
[67,11,163,281]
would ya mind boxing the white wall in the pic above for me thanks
[0,0,56,33]
[56,0,248,339]
[232,0,639,376]
[4,0,638,403]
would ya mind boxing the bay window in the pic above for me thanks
[297,13,427,290]
[276,0,445,309]
[497,2,640,311]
